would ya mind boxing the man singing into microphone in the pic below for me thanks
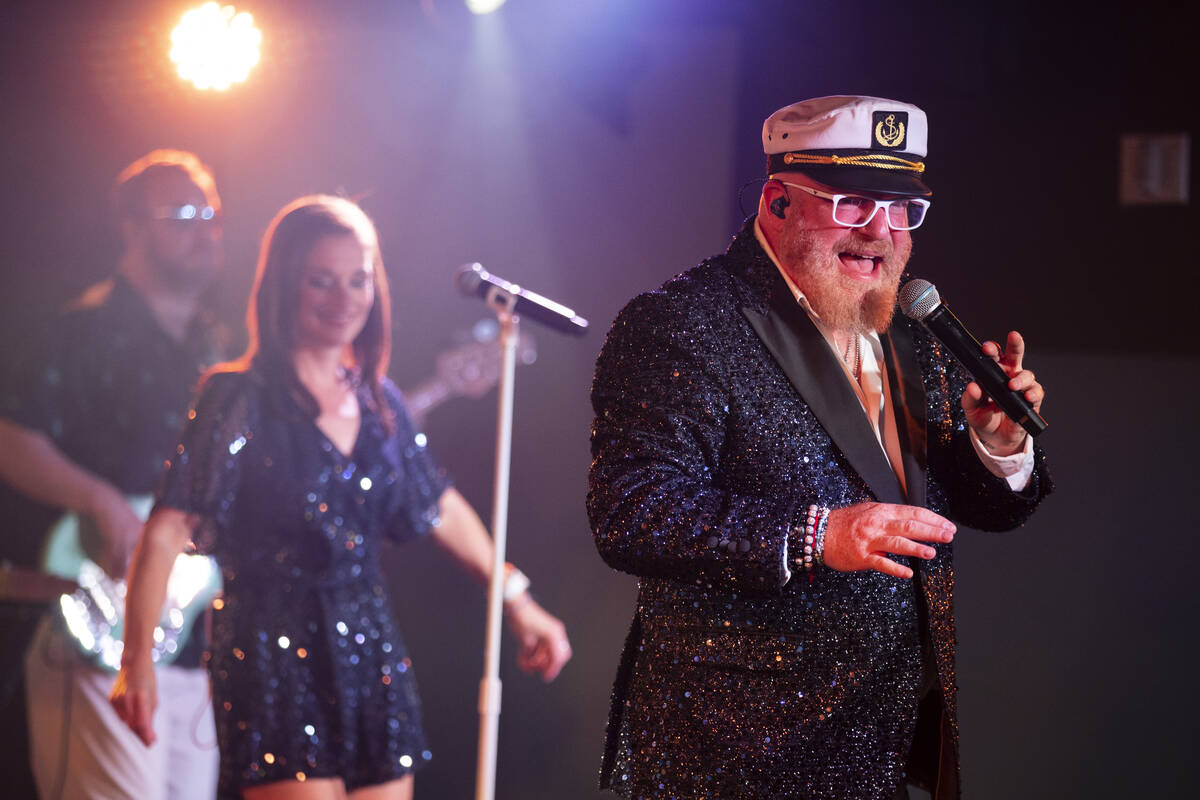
[587,95,1053,799]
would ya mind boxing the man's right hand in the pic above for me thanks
[0,421,145,579]
[823,502,956,580]
[110,658,158,747]
[86,487,144,580]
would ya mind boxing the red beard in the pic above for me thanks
[777,227,912,334]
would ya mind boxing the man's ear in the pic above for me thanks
[769,195,789,219]
[761,179,790,223]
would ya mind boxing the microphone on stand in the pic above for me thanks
[454,263,586,799]
[455,263,588,337]
[899,278,1047,437]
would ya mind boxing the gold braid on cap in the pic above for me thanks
[782,152,926,174]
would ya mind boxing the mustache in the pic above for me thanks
[835,233,894,260]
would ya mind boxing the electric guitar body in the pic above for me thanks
[41,494,222,671]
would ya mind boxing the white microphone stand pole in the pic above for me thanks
[475,287,519,800]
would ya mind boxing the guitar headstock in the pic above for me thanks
[432,330,537,400]
[403,321,538,421]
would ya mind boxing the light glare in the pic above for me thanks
[466,0,507,15]
[170,3,262,91]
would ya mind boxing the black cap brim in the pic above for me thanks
[767,150,931,197]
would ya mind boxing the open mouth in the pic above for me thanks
[838,251,883,278]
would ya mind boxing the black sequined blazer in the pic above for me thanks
[587,219,1052,800]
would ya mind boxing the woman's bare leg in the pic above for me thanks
[348,775,414,800]
[243,777,349,800]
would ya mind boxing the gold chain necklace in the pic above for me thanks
[842,333,862,382]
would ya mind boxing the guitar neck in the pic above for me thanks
[402,378,452,424]
[401,327,537,425]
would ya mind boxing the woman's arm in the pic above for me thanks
[429,488,571,681]
[109,508,193,746]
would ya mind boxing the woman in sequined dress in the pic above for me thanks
[111,195,572,799]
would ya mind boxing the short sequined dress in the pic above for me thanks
[156,369,449,797]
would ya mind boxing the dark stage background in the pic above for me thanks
[1,1,1196,797]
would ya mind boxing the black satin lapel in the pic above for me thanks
[881,324,928,508]
[741,291,905,506]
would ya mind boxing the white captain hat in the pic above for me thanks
[763,95,931,197]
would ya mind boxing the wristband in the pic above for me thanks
[502,563,531,604]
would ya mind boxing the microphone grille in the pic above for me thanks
[455,262,485,295]
[899,279,941,320]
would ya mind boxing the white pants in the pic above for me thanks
[25,618,219,800]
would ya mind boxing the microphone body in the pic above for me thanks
[455,263,588,337]
[900,280,1047,437]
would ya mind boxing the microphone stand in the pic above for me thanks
[475,285,518,800]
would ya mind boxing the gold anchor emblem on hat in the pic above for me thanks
[874,113,905,148]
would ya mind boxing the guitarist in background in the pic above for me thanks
[0,150,226,799]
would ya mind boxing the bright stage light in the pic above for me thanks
[466,0,508,15]
[169,3,262,91]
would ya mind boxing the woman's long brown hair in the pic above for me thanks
[211,194,394,429]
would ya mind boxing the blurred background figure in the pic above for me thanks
[0,150,226,799]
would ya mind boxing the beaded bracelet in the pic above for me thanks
[814,507,830,567]
[796,504,831,573]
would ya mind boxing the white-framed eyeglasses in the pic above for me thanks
[779,181,930,231]
[149,204,219,222]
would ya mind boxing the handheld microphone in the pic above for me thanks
[455,263,588,337]
[899,279,1047,437]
